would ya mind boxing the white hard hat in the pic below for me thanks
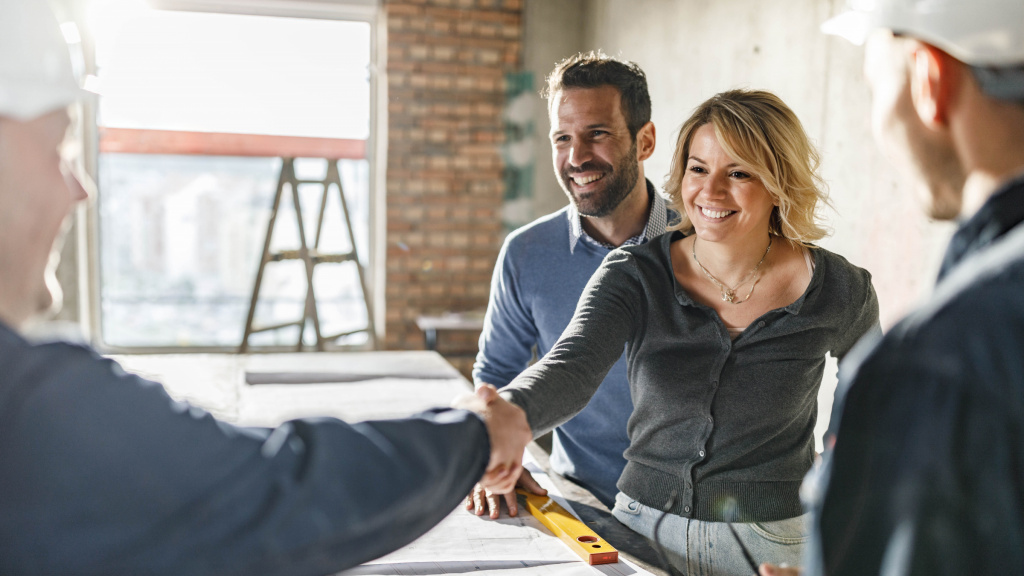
[822,0,1024,67]
[0,0,83,121]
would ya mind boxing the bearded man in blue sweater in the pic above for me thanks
[469,52,669,517]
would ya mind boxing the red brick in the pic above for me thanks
[500,23,519,39]
[430,20,452,35]
[432,45,456,61]
[413,20,430,33]
[451,233,471,248]
[458,143,494,156]
[408,45,429,60]
[387,4,425,16]
[388,15,408,31]
[477,23,498,38]
[427,157,450,170]
[444,8,504,23]
[430,75,454,90]
[386,0,520,349]
[473,102,498,116]
[477,49,500,66]
[423,180,446,194]
[388,32,423,46]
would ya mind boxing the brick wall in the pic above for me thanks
[384,0,523,378]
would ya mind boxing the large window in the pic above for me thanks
[88,2,376,349]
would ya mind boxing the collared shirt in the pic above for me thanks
[568,179,669,254]
[937,170,1024,280]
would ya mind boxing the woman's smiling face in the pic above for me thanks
[681,123,776,245]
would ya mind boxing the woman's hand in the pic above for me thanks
[452,384,532,494]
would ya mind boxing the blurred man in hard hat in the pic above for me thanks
[0,2,529,574]
[761,1,1024,575]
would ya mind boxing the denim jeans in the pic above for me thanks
[611,492,806,576]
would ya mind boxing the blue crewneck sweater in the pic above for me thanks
[473,206,634,506]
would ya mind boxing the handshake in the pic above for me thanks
[451,384,533,494]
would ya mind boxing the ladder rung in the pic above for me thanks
[250,321,303,334]
[312,252,356,264]
[241,157,376,352]
[321,327,369,341]
[269,250,356,264]
[270,250,304,261]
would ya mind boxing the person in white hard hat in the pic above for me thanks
[761,0,1024,575]
[0,2,529,574]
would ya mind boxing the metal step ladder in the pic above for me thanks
[240,157,375,352]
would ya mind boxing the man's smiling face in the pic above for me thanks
[549,85,640,218]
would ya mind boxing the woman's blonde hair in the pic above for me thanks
[664,89,830,245]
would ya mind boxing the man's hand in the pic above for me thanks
[452,384,532,494]
[759,563,800,576]
[465,468,548,518]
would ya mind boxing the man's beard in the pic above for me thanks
[881,115,965,221]
[559,142,640,218]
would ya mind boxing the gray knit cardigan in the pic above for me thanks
[501,231,879,522]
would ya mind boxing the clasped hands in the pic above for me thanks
[451,384,533,497]
[450,388,804,575]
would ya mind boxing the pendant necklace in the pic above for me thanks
[692,236,772,304]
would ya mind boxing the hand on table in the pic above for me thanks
[465,467,548,519]
[451,384,532,494]
[759,563,800,576]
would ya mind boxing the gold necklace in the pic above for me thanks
[692,236,772,304]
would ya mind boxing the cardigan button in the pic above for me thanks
[683,505,691,513]
[698,450,706,458]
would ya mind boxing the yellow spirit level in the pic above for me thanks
[517,489,619,565]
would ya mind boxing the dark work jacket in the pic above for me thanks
[0,324,489,576]
[804,173,1024,576]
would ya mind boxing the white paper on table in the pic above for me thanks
[339,451,657,576]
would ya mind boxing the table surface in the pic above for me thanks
[109,351,666,575]
[111,351,469,426]
[415,312,486,331]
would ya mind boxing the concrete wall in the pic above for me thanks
[522,0,586,217]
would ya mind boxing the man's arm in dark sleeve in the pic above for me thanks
[0,344,489,576]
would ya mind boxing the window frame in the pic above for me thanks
[80,0,387,353]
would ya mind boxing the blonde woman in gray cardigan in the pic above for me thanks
[477,89,879,576]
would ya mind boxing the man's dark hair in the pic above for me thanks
[542,50,651,139]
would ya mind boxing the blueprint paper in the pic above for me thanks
[339,453,656,576]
